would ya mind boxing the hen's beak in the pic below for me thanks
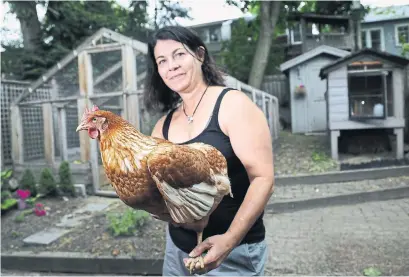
[76,122,88,132]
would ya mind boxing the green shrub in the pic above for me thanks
[38,168,57,196]
[58,161,75,196]
[20,169,37,196]
[107,209,150,237]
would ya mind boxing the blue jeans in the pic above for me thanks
[162,226,268,276]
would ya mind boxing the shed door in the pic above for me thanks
[309,66,327,132]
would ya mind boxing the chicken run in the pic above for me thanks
[6,28,279,271]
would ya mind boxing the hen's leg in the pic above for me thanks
[185,231,205,273]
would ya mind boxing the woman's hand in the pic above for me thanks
[183,233,237,274]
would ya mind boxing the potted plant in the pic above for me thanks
[294,85,306,99]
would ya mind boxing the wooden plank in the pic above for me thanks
[122,44,140,129]
[12,28,107,105]
[10,106,24,164]
[77,52,92,162]
[58,108,68,161]
[42,103,55,166]
[350,60,383,66]
[84,43,122,54]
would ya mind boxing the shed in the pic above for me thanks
[280,45,350,133]
[319,48,409,160]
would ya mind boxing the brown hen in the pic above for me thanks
[76,105,232,272]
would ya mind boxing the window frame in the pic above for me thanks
[347,70,389,120]
[361,27,385,51]
[394,23,409,46]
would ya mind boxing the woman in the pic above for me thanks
[145,25,275,276]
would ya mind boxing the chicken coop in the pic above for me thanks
[319,48,409,160]
[8,28,279,196]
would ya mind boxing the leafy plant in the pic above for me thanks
[58,161,75,196]
[38,168,57,197]
[20,169,37,196]
[1,198,17,210]
[14,209,33,222]
[107,209,150,237]
[1,169,13,191]
[363,267,382,276]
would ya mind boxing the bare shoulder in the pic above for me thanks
[218,89,264,132]
[150,113,168,139]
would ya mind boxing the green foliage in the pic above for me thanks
[2,0,191,80]
[38,168,57,196]
[310,150,338,173]
[14,209,33,223]
[20,169,37,196]
[363,267,382,276]
[1,169,13,188]
[107,209,150,237]
[58,161,75,196]
[1,198,17,210]
[219,18,285,83]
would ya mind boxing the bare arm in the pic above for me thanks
[188,90,275,270]
[222,90,275,245]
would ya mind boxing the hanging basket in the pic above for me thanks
[294,85,306,99]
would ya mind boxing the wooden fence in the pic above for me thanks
[261,74,289,105]
[1,77,280,168]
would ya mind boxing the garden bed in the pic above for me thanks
[1,198,167,259]
[273,130,409,176]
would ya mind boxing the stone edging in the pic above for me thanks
[1,251,164,275]
[3,186,409,275]
[275,165,409,186]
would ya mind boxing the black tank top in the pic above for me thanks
[162,87,265,253]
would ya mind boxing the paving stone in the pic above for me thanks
[55,203,110,228]
[264,198,409,275]
[270,176,409,204]
[79,203,109,213]
[23,228,70,245]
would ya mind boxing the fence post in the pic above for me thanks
[10,105,24,165]
[58,107,68,161]
[122,44,140,129]
[77,51,100,193]
[42,102,55,167]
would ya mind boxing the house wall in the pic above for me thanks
[289,55,338,133]
[327,60,406,130]
[361,18,409,56]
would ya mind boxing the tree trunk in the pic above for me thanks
[247,1,281,89]
[11,1,42,51]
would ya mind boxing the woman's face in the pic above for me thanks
[153,39,204,93]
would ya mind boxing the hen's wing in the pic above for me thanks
[146,144,220,224]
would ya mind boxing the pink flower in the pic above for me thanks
[33,202,46,216]
[16,189,30,200]
[34,209,46,216]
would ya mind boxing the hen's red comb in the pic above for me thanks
[82,105,99,120]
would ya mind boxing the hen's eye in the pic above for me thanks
[92,117,97,122]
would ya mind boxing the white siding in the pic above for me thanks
[290,55,339,133]
[392,68,404,119]
[327,64,406,131]
[327,66,349,126]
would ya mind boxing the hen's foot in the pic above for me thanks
[185,255,205,274]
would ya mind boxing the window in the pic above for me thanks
[361,28,384,51]
[395,24,409,45]
[199,29,209,43]
[286,23,302,44]
[209,28,220,42]
[347,71,392,120]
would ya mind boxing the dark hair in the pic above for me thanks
[144,25,226,112]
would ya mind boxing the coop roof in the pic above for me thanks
[280,45,350,73]
[319,47,409,79]
[12,28,148,105]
